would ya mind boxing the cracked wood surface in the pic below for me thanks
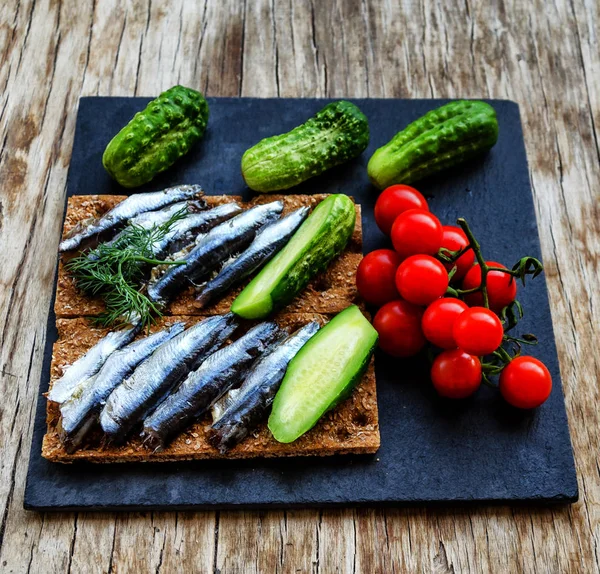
[0,0,598,572]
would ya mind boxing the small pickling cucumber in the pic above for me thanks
[367,100,499,189]
[102,85,209,188]
[268,305,378,443]
[230,194,356,319]
[241,101,369,192]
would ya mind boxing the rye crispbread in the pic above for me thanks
[44,192,379,463]
[55,194,363,318]
[43,314,379,463]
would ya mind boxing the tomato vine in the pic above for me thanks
[436,217,544,384]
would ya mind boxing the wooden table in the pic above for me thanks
[0,0,598,571]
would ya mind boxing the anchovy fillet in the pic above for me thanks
[147,201,284,306]
[143,322,281,449]
[196,207,309,308]
[48,322,140,404]
[59,184,204,252]
[127,199,205,229]
[152,202,243,259]
[210,322,319,452]
[96,199,206,252]
[58,322,185,452]
[100,314,238,440]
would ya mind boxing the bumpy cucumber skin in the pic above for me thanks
[271,195,356,308]
[241,101,370,193]
[367,100,498,189]
[231,194,356,319]
[268,305,378,443]
[102,86,209,188]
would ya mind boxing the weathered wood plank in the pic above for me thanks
[0,0,598,572]
[0,3,91,573]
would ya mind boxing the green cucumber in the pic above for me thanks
[241,101,369,193]
[268,305,378,443]
[102,85,209,188]
[230,194,356,319]
[367,100,498,189]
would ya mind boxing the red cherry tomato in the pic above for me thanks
[373,300,426,357]
[395,255,449,306]
[452,307,504,356]
[431,349,482,398]
[421,297,468,349]
[374,185,429,236]
[462,261,517,312]
[440,226,475,282]
[391,209,443,259]
[356,249,402,306]
[499,356,552,409]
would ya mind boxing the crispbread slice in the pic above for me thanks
[54,194,363,318]
[43,314,380,463]
[55,194,244,317]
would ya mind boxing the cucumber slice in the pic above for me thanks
[268,305,378,443]
[231,194,356,319]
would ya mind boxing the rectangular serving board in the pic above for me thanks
[25,97,578,510]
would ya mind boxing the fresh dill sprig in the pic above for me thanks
[66,209,188,328]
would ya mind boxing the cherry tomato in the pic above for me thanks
[452,306,504,356]
[391,209,443,259]
[499,356,552,409]
[373,300,426,357]
[462,261,517,312]
[440,226,475,282]
[395,255,449,306]
[421,297,468,349]
[431,349,482,398]
[356,249,402,306]
[374,185,429,236]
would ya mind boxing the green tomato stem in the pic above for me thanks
[453,286,480,295]
[456,218,490,309]
[496,345,513,363]
[481,374,498,388]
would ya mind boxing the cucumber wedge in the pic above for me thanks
[268,305,378,443]
[231,194,356,319]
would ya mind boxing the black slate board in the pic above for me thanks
[25,97,578,511]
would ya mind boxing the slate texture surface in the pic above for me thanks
[25,97,577,510]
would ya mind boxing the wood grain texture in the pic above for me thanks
[0,0,598,572]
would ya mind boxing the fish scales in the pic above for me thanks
[59,184,203,252]
[58,322,185,452]
[86,200,206,261]
[96,199,206,252]
[142,321,281,449]
[99,314,238,440]
[147,201,284,306]
[196,206,309,308]
[210,322,320,452]
[152,202,243,259]
[48,322,141,404]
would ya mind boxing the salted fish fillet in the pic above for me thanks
[58,322,185,452]
[196,206,309,308]
[210,322,319,452]
[48,322,140,404]
[94,200,206,253]
[151,202,243,259]
[147,201,283,306]
[99,313,238,440]
[142,321,281,449]
[59,184,203,252]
